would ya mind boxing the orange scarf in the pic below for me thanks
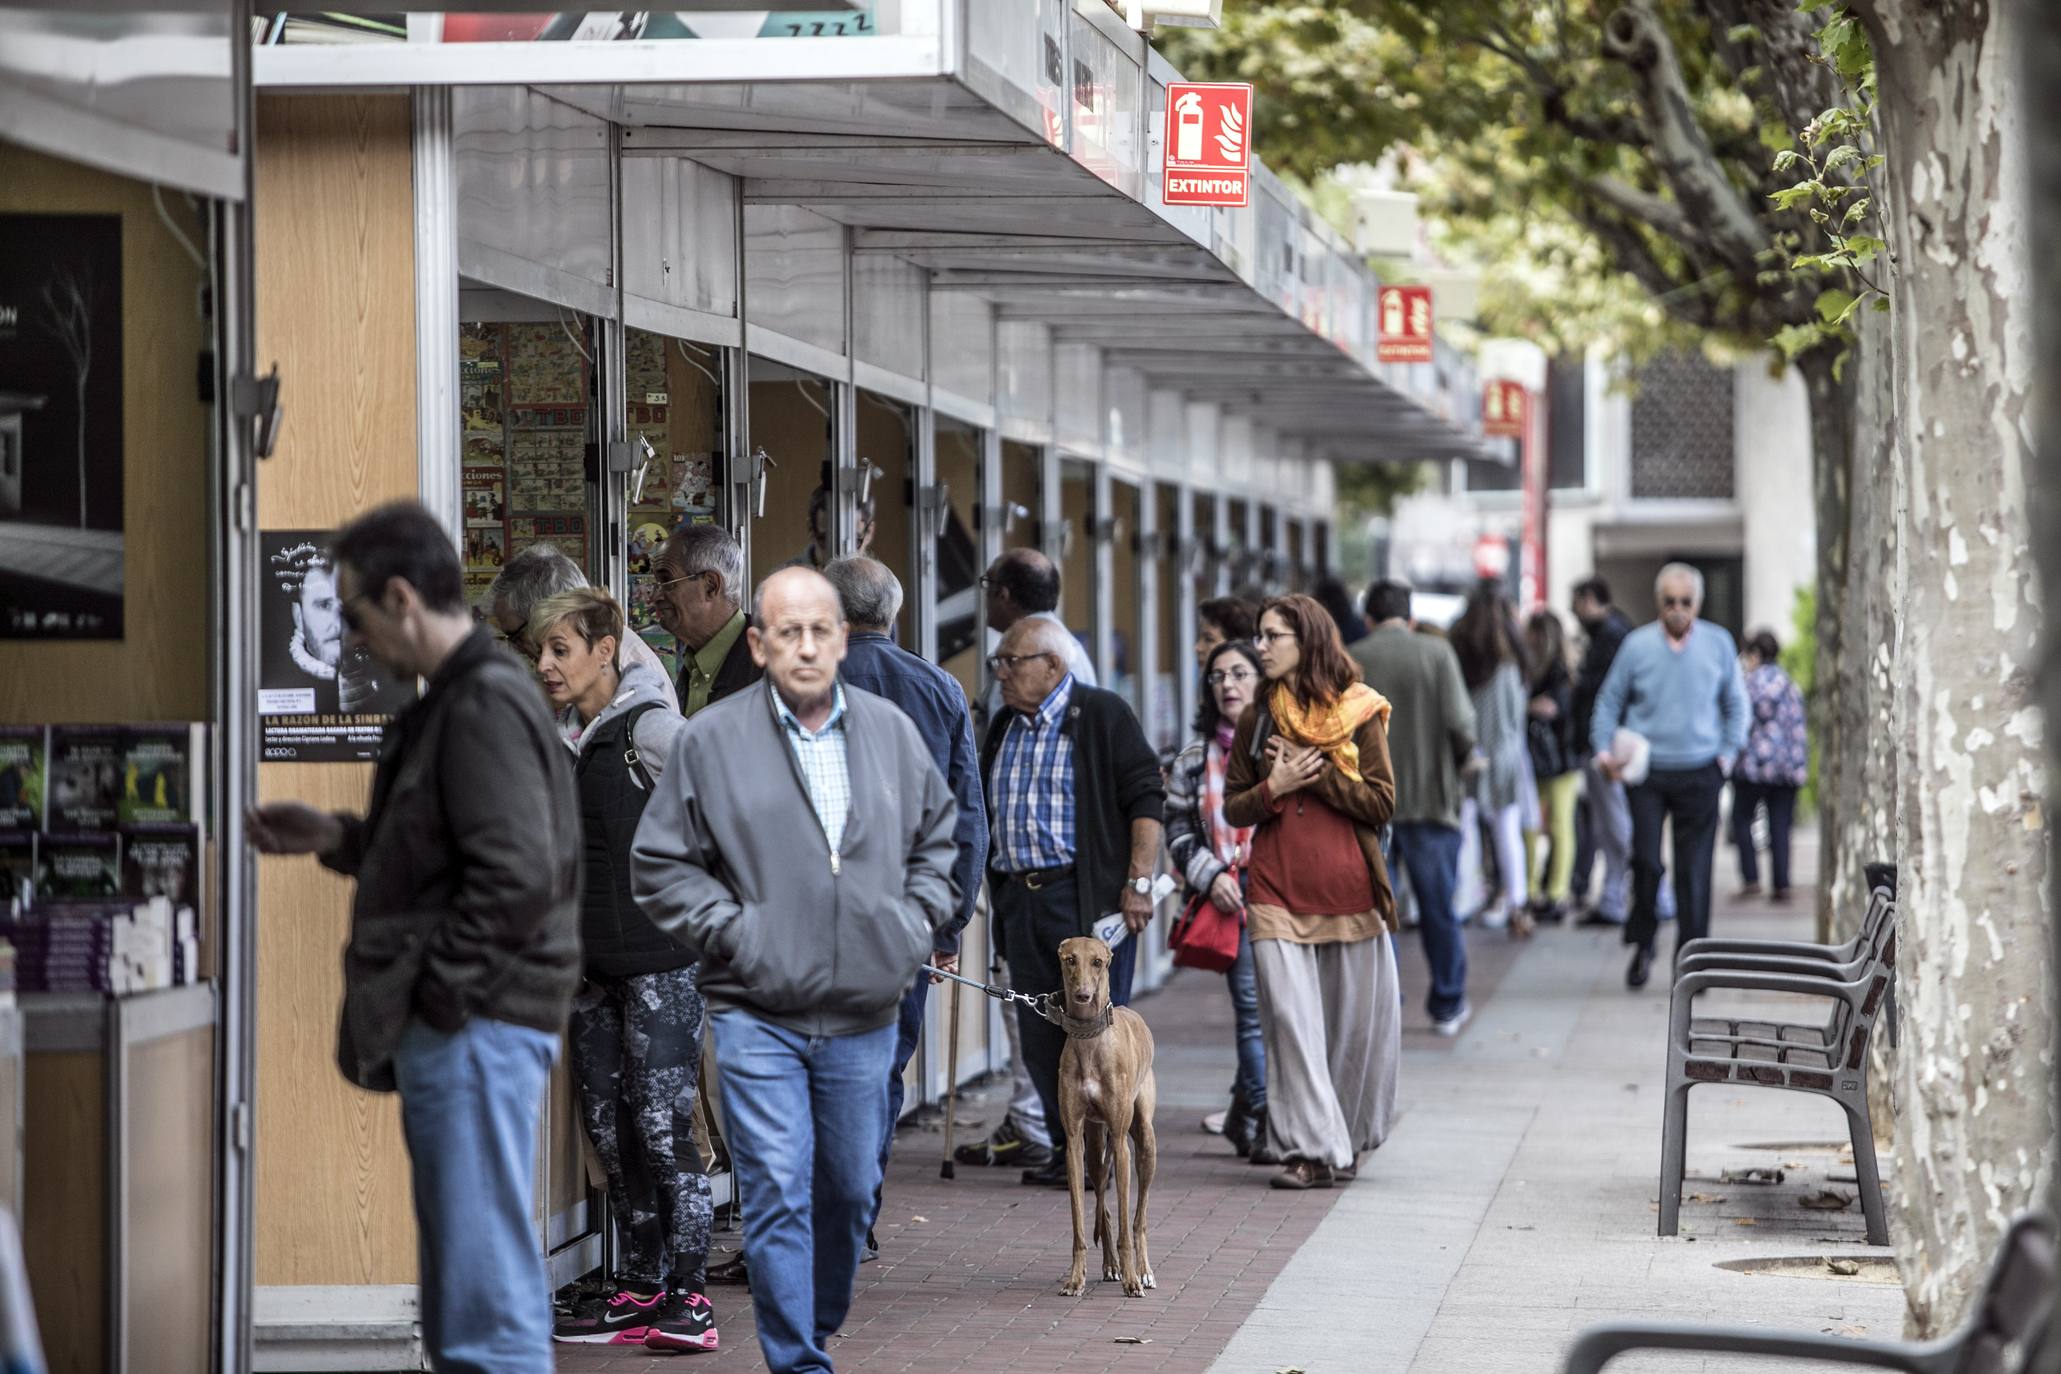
[1268,681,1391,783]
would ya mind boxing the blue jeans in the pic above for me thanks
[1226,924,1266,1111]
[711,1009,895,1374]
[1389,822,1468,1021]
[871,974,931,1230]
[392,1016,558,1374]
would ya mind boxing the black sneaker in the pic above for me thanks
[642,1291,719,1353]
[952,1115,1053,1169]
[552,1286,666,1345]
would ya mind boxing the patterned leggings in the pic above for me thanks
[568,965,713,1291]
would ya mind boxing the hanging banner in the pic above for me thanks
[257,530,418,763]
[1376,284,1434,363]
[1162,81,1252,207]
[1483,379,1528,438]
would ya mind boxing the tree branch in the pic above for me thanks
[1604,1,1773,275]
[1587,174,1703,251]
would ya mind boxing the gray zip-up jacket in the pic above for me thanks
[630,678,960,1037]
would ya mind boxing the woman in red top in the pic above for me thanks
[1225,594,1402,1190]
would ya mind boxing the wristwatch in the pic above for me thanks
[1127,876,1154,896]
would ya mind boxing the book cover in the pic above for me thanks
[0,727,44,829]
[46,726,122,831]
[121,823,198,907]
[120,725,195,825]
[0,832,33,912]
[34,832,121,902]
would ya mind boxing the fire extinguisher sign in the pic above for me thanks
[1163,82,1253,207]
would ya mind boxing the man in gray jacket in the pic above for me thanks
[632,566,959,1374]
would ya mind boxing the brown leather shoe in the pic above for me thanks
[1269,1159,1331,1190]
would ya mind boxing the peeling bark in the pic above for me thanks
[1856,0,2052,1335]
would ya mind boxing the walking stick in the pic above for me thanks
[940,976,964,1179]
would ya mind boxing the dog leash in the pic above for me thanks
[925,883,1171,1032]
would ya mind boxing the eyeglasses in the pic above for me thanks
[1252,630,1298,647]
[1660,596,1695,609]
[1206,667,1257,687]
[987,651,1057,676]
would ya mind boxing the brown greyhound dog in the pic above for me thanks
[1055,935,1157,1298]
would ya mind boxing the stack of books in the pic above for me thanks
[6,897,198,995]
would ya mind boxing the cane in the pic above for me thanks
[939,976,964,1179]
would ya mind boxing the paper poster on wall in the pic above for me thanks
[0,212,125,639]
[257,530,418,762]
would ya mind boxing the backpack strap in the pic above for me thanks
[620,701,664,792]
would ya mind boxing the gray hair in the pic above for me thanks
[660,524,744,608]
[488,543,586,618]
[1655,561,1705,604]
[823,555,903,629]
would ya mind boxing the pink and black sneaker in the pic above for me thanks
[643,1291,719,1353]
[551,1286,667,1344]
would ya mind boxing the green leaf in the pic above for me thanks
[1771,181,1819,210]
[1773,321,1826,360]
[1728,23,1762,42]
[1772,149,1803,173]
[1822,144,1863,173]
[1815,287,1860,327]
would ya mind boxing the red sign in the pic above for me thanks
[1482,379,1528,438]
[1377,285,1434,363]
[1163,82,1253,207]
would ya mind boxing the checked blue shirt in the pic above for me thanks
[772,680,851,854]
[989,674,1077,873]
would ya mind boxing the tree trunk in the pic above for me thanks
[1857,0,2052,1336]
[1796,350,1859,945]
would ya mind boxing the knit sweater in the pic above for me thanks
[1590,621,1749,771]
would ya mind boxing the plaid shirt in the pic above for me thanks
[772,680,851,854]
[990,674,1077,872]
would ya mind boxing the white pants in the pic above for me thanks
[1459,798,1529,914]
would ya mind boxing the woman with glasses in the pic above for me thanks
[1224,594,1402,1190]
[1165,639,1271,1162]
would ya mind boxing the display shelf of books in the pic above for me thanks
[0,723,208,998]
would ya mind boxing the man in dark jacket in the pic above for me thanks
[248,502,579,1374]
[632,567,959,1374]
[1571,576,1641,927]
[981,616,1165,1188]
[654,523,761,716]
[825,556,988,1259]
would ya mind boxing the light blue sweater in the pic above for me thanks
[1590,621,1749,770]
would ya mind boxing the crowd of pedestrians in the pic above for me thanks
[248,500,1790,1373]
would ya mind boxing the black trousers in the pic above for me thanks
[1626,763,1724,954]
[1731,780,1799,893]
[993,874,1136,1155]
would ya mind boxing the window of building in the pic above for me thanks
[1629,351,1734,500]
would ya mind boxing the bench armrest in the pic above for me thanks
[1563,1322,1945,1374]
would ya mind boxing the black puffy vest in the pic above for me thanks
[575,703,693,978]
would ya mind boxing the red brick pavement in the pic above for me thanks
[557,921,1529,1373]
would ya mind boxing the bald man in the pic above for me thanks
[979,616,1164,1188]
[633,566,960,1372]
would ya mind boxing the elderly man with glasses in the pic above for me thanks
[1591,562,1749,989]
[487,544,680,712]
[652,525,762,717]
[979,617,1165,1189]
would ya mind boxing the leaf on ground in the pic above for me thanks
[1722,1167,1787,1185]
[1825,1258,1863,1276]
[1823,1323,1869,1336]
[1733,1217,1760,1227]
[911,1215,929,1224]
[1800,1190,1855,1211]
[1686,1193,1728,1204]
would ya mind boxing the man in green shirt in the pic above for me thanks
[654,525,761,717]
[1351,578,1479,1035]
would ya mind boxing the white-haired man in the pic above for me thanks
[488,543,679,712]
[1591,563,1749,989]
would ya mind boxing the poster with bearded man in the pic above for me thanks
[257,530,416,762]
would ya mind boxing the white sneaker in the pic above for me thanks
[1201,1109,1227,1135]
[1431,1003,1473,1037]
[1476,902,1510,930]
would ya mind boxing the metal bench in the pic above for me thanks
[1563,1210,2053,1373]
[1659,871,1898,1244]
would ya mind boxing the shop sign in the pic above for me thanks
[1377,285,1433,363]
[1482,379,1528,438]
[1162,81,1252,207]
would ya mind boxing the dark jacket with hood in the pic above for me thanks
[557,659,688,978]
[320,626,582,1092]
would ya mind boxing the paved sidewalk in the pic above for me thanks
[560,831,1907,1373]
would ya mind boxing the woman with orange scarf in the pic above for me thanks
[1225,593,1403,1190]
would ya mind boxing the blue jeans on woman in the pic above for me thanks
[1227,924,1267,1114]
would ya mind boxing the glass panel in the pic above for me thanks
[1227,497,1253,595]
[1260,505,1281,593]
[1058,458,1095,655]
[855,389,916,644]
[1155,483,1185,755]
[747,355,836,595]
[1190,490,1219,647]
[998,321,1052,430]
[1109,478,1143,718]
[1287,517,1307,592]
[1054,344,1101,452]
[1066,12,1141,193]
[930,290,994,408]
[854,254,926,382]
[744,204,845,357]
[1001,440,1041,552]
[623,327,728,665]
[934,418,984,701]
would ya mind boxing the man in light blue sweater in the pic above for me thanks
[1590,563,1748,988]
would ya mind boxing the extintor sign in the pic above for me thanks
[1483,379,1528,438]
[1163,81,1253,206]
[1377,285,1434,363]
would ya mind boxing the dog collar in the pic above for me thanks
[1055,1004,1115,1039]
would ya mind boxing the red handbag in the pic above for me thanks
[1169,889,1243,973]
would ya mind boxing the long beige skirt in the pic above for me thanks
[1253,933,1402,1168]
